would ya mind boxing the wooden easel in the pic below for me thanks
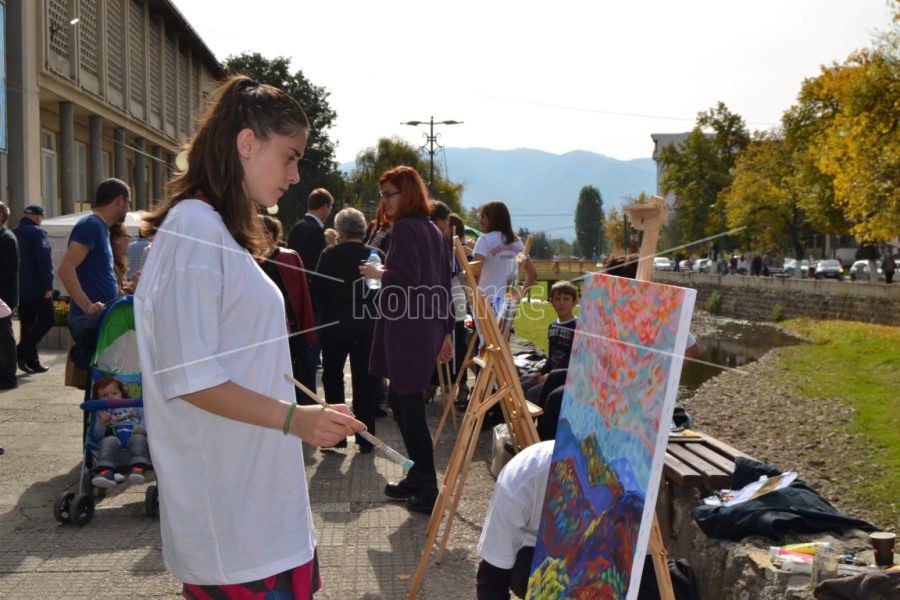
[624,195,676,600]
[432,236,535,447]
[409,236,540,599]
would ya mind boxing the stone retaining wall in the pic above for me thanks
[653,272,900,326]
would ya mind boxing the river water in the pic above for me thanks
[677,312,803,401]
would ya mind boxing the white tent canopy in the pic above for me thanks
[41,210,145,237]
[42,211,146,297]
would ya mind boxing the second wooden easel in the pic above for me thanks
[623,195,676,600]
[409,236,540,599]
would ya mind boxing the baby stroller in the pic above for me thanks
[53,296,158,526]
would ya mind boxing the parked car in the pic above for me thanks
[694,258,712,273]
[678,259,693,271]
[653,257,674,271]
[849,260,882,281]
[783,258,810,277]
[814,259,844,280]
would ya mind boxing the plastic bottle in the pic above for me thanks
[365,250,382,290]
[809,544,839,588]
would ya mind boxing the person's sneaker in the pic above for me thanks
[92,468,118,489]
[128,465,146,485]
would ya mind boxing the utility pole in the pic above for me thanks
[401,117,463,192]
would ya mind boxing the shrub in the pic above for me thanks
[705,290,723,314]
[770,302,785,322]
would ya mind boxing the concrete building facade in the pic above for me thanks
[2,0,223,222]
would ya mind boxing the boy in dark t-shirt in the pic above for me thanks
[521,281,577,402]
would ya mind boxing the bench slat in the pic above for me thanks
[667,444,731,487]
[679,441,737,475]
[663,451,703,486]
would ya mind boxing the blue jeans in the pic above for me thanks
[67,308,108,369]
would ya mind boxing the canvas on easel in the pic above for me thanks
[526,273,696,599]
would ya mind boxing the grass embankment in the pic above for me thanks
[779,318,900,518]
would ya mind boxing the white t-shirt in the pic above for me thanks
[134,200,315,585]
[474,231,525,302]
[478,440,554,569]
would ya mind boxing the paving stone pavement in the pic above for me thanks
[0,338,499,599]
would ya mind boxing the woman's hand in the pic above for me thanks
[358,262,384,280]
[291,404,366,447]
[438,333,453,363]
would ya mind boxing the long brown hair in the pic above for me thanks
[142,75,309,255]
[480,200,516,245]
[378,166,430,224]
[110,222,129,289]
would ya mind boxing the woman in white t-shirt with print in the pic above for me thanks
[473,201,537,310]
[134,76,364,597]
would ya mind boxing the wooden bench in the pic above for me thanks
[658,429,756,538]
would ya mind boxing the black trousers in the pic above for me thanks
[388,387,436,485]
[321,335,377,445]
[17,296,54,365]
[476,547,534,599]
[537,368,568,441]
[288,334,316,403]
[0,315,16,388]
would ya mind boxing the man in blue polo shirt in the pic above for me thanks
[12,205,54,374]
[58,178,131,368]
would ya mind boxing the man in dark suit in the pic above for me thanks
[288,188,335,372]
[12,205,54,374]
[0,202,20,389]
[287,188,334,285]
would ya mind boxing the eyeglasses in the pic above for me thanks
[378,190,401,199]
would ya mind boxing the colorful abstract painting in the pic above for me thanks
[527,273,696,600]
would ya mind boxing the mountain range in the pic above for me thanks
[340,148,658,242]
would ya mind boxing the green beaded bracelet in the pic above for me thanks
[282,399,297,435]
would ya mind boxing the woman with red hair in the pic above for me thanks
[360,166,453,514]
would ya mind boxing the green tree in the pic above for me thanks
[346,137,463,220]
[549,238,573,257]
[605,208,625,253]
[517,228,552,259]
[223,53,344,230]
[721,134,813,263]
[574,185,604,258]
[659,102,750,253]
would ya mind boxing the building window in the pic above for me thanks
[47,0,70,60]
[107,1,125,94]
[148,20,162,119]
[128,0,146,106]
[41,130,58,217]
[79,0,100,78]
[74,141,88,206]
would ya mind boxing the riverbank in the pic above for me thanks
[683,318,899,530]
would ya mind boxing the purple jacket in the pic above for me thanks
[369,215,452,394]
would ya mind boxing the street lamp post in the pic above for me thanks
[401,117,463,191]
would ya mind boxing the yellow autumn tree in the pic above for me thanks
[813,34,900,243]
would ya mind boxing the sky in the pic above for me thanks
[172,0,894,165]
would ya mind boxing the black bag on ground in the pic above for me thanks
[691,457,876,541]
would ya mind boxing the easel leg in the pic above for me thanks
[409,404,485,598]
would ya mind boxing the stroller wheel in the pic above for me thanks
[53,492,76,524]
[145,485,159,517]
[70,493,95,526]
